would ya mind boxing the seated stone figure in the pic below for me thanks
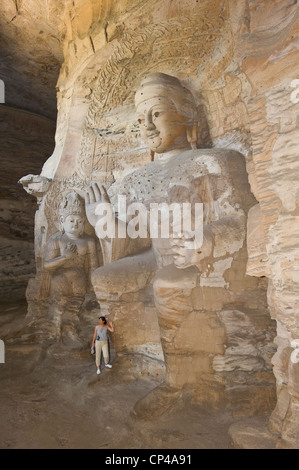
[85,73,272,414]
[44,191,99,341]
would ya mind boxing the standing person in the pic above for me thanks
[91,316,114,375]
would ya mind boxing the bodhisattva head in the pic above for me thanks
[59,191,85,237]
[61,214,84,238]
[135,73,198,154]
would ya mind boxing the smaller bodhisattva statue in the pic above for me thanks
[43,191,99,343]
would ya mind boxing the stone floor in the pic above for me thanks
[0,301,276,449]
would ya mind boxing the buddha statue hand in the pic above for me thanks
[85,182,110,228]
[61,242,78,259]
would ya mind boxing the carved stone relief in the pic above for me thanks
[83,73,275,413]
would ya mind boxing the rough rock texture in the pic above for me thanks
[229,0,299,448]
[228,417,277,449]
[2,0,298,449]
[0,105,55,301]
[0,303,241,450]
[0,0,63,119]
[53,0,298,448]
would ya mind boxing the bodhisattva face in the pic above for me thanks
[136,97,188,154]
[62,215,84,237]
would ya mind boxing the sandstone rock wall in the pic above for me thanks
[0,105,55,302]
[0,0,63,119]
[29,1,259,382]
[228,0,299,448]
[15,0,299,447]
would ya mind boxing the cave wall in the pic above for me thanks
[13,0,299,447]
[0,0,61,302]
[0,0,64,120]
[0,105,55,302]
[229,0,299,448]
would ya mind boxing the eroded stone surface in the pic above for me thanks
[0,105,55,301]
[21,69,275,421]
[0,0,63,119]
[2,0,298,448]
[229,417,278,449]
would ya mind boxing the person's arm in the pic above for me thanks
[91,326,97,348]
[106,321,114,333]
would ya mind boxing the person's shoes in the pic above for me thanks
[97,369,101,375]
[105,364,112,369]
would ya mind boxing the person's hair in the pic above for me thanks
[99,316,107,324]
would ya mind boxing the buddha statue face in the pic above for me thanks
[59,191,85,237]
[62,214,84,237]
[136,97,188,154]
[135,73,198,154]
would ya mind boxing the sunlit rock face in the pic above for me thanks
[5,0,298,448]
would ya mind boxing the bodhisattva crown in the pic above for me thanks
[59,191,85,219]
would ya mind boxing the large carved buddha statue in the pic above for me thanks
[85,73,265,411]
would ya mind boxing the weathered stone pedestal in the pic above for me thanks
[229,417,278,449]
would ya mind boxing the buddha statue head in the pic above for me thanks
[135,73,199,154]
